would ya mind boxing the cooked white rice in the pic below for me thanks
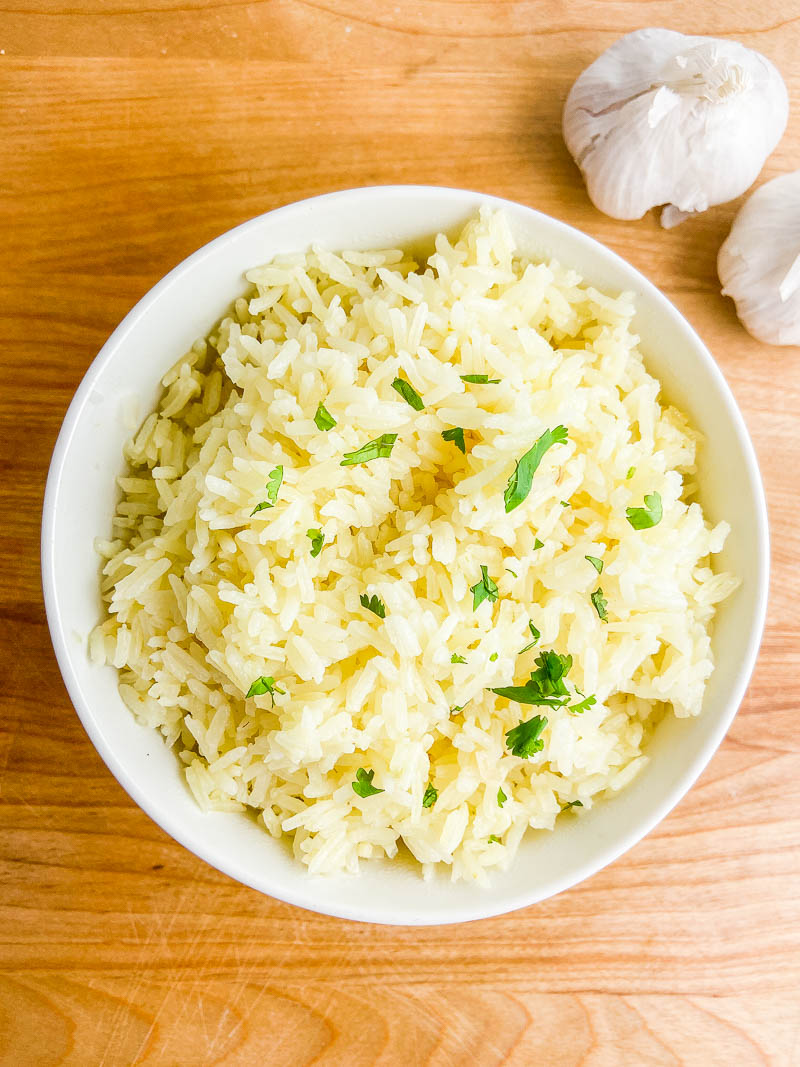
[91,208,737,882]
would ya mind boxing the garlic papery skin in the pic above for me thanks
[562,28,788,226]
[718,171,800,346]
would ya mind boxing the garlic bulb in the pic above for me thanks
[563,28,788,226]
[718,171,800,346]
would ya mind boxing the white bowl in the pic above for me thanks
[42,186,769,925]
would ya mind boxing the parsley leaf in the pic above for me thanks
[534,538,544,550]
[245,675,286,707]
[490,652,499,662]
[251,465,283,514]
[460,373,500,384]
[585,555,604,574]
[504,426,569,513]
[505,566,518,578]
[488,834,502,844]
[314,402,337,431]
[352,767,383,798]
[341,433,397,466]
[360,593,386,619]
[491,649,572,706]
[505,714,548,758]
[626,491,662,529]
[626,466,636,480]
[441,427,466,453]
[422,783,438,808]
[518,620,541,655]
[471,565,499,611]
[591,587,608,622]
[306,528,324,557]
[450,701,469,715]
[561,799,583,811]
[497,786,507,808]
[391,376,424,411]
[568,694,597,714]
[451,653,467,664]
[560,499,570,508]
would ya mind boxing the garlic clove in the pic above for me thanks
[718,171,800,346]
[563,28,788,226]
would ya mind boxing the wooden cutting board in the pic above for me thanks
[1,2,798,1063]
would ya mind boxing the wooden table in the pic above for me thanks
[2,3,799,1063]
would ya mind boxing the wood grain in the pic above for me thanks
[1,2,799,1063]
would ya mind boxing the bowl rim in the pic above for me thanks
[41,184,770,924]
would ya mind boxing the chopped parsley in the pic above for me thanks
[450,701,469,715]
[422,783,438,808]
[488,834,502,844]
[490,652,499,662]
[471,565,499,611]
[504,426,569,513]
[314,402,337,431]
[505,566,518,578]
[568,694,597,714]
[585,555,604,574]
[352,767,383,798]
[441,426,466,453]
[251,465,283,514]
[505,714,548,758]
[360,593,386,619]
[626,491,663,529]
[560,499,570,508]
[591,587,608,622]
[391,376,424,411]
[306,528,324,557]
[518,620,541,655]
[561,799,584,811]
[340,433,397,466]
[534,538,544,550]
[245,675,285,707]
[491,649,573,707]
[451,653,467,664]
[626,466,636,480]
[460,373,500,384]
[497,786,507,808]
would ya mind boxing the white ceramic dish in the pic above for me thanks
[42,186,769,925]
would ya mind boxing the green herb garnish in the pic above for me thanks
[391,376,424,411]
[561,799,583,811]
[306,528,324,557]
[626,491,662,530]
[490,652,499,662]
[534,538,544,550]
[360,593,386,618]
[626,466,636,480]
[518,620,541,655]
[504,426,568,513]
[460,373,500,384]
[560,499,570,508]
[422,783,438,808]
[591,587,608,622]
[314,402,337,431]
[497,786,507,808]
[471,565,499,611]
[585,555,603,574]
[488,834,502,844]
[441,427,466,453]
[450,702,468,715]
[245,675,285,707]
[451,653,467,664]
[491,649,572,706]
[568,694,597,714]
[505,566,518,578]
[251,465,283,514]
[505,714,548,758]
[352,767,383,798]
[341,433,397,466]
